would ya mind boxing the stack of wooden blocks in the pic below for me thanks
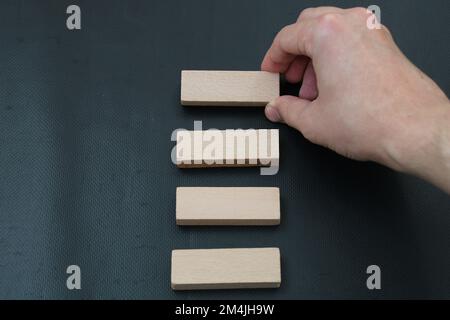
[172,70,281,290]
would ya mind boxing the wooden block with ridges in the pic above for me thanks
[175,129,279,168]
[181,70,280,106]
[176,187,280,225]
[171,248,281,290]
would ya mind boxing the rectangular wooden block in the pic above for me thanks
[175,129,279,168]
[171,248,281,290]
[176,187,280,225]
[181,70,280,106]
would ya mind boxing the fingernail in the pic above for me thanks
[265,103,281,122]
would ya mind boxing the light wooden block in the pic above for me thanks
[176,187,280,225]
[175,129,279,168]
[181,70,280,106]
[171,248,281,290]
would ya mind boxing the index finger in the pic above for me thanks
[261,20,315,73]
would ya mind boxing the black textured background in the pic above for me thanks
[0,0,449,299]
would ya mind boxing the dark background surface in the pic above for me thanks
[0,0,449,299]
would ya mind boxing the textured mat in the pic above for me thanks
[0,0,449,299]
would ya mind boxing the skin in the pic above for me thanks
[261,7,450,193]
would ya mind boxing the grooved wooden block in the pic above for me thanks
[181,70,280,106]
[176,187,280,225]
[171,248,281,290]
[175,129,279,168]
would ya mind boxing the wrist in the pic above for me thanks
[382,101,450,191]
[432,109,450,190]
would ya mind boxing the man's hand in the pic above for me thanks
[262,7,450,193]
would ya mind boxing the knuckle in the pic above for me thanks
[276,25,291,46]
[317,13,341,27]
[274,25,290,47]
[297,8,314,21]
[279,103,300,128]
[280,24,291,35]
[349,7,369,17]
[279,105,295,126]
[278,24,293,40]
[316,13,343,36]
[291,108,314,138]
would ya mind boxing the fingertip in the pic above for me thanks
[261,51,276,72]
[261,58,283,73]
[265,103,281,122]
[265,95,314,130]
[260,58,271,72]
[261,49,293,73]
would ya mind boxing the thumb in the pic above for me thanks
[265,95,312,131]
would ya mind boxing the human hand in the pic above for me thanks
[262,7,450,192]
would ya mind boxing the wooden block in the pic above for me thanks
[181,70,280,106]
[175,129,279,168]
[268,129,279,167]
[176,187,280,225]
[171,248,281,290]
